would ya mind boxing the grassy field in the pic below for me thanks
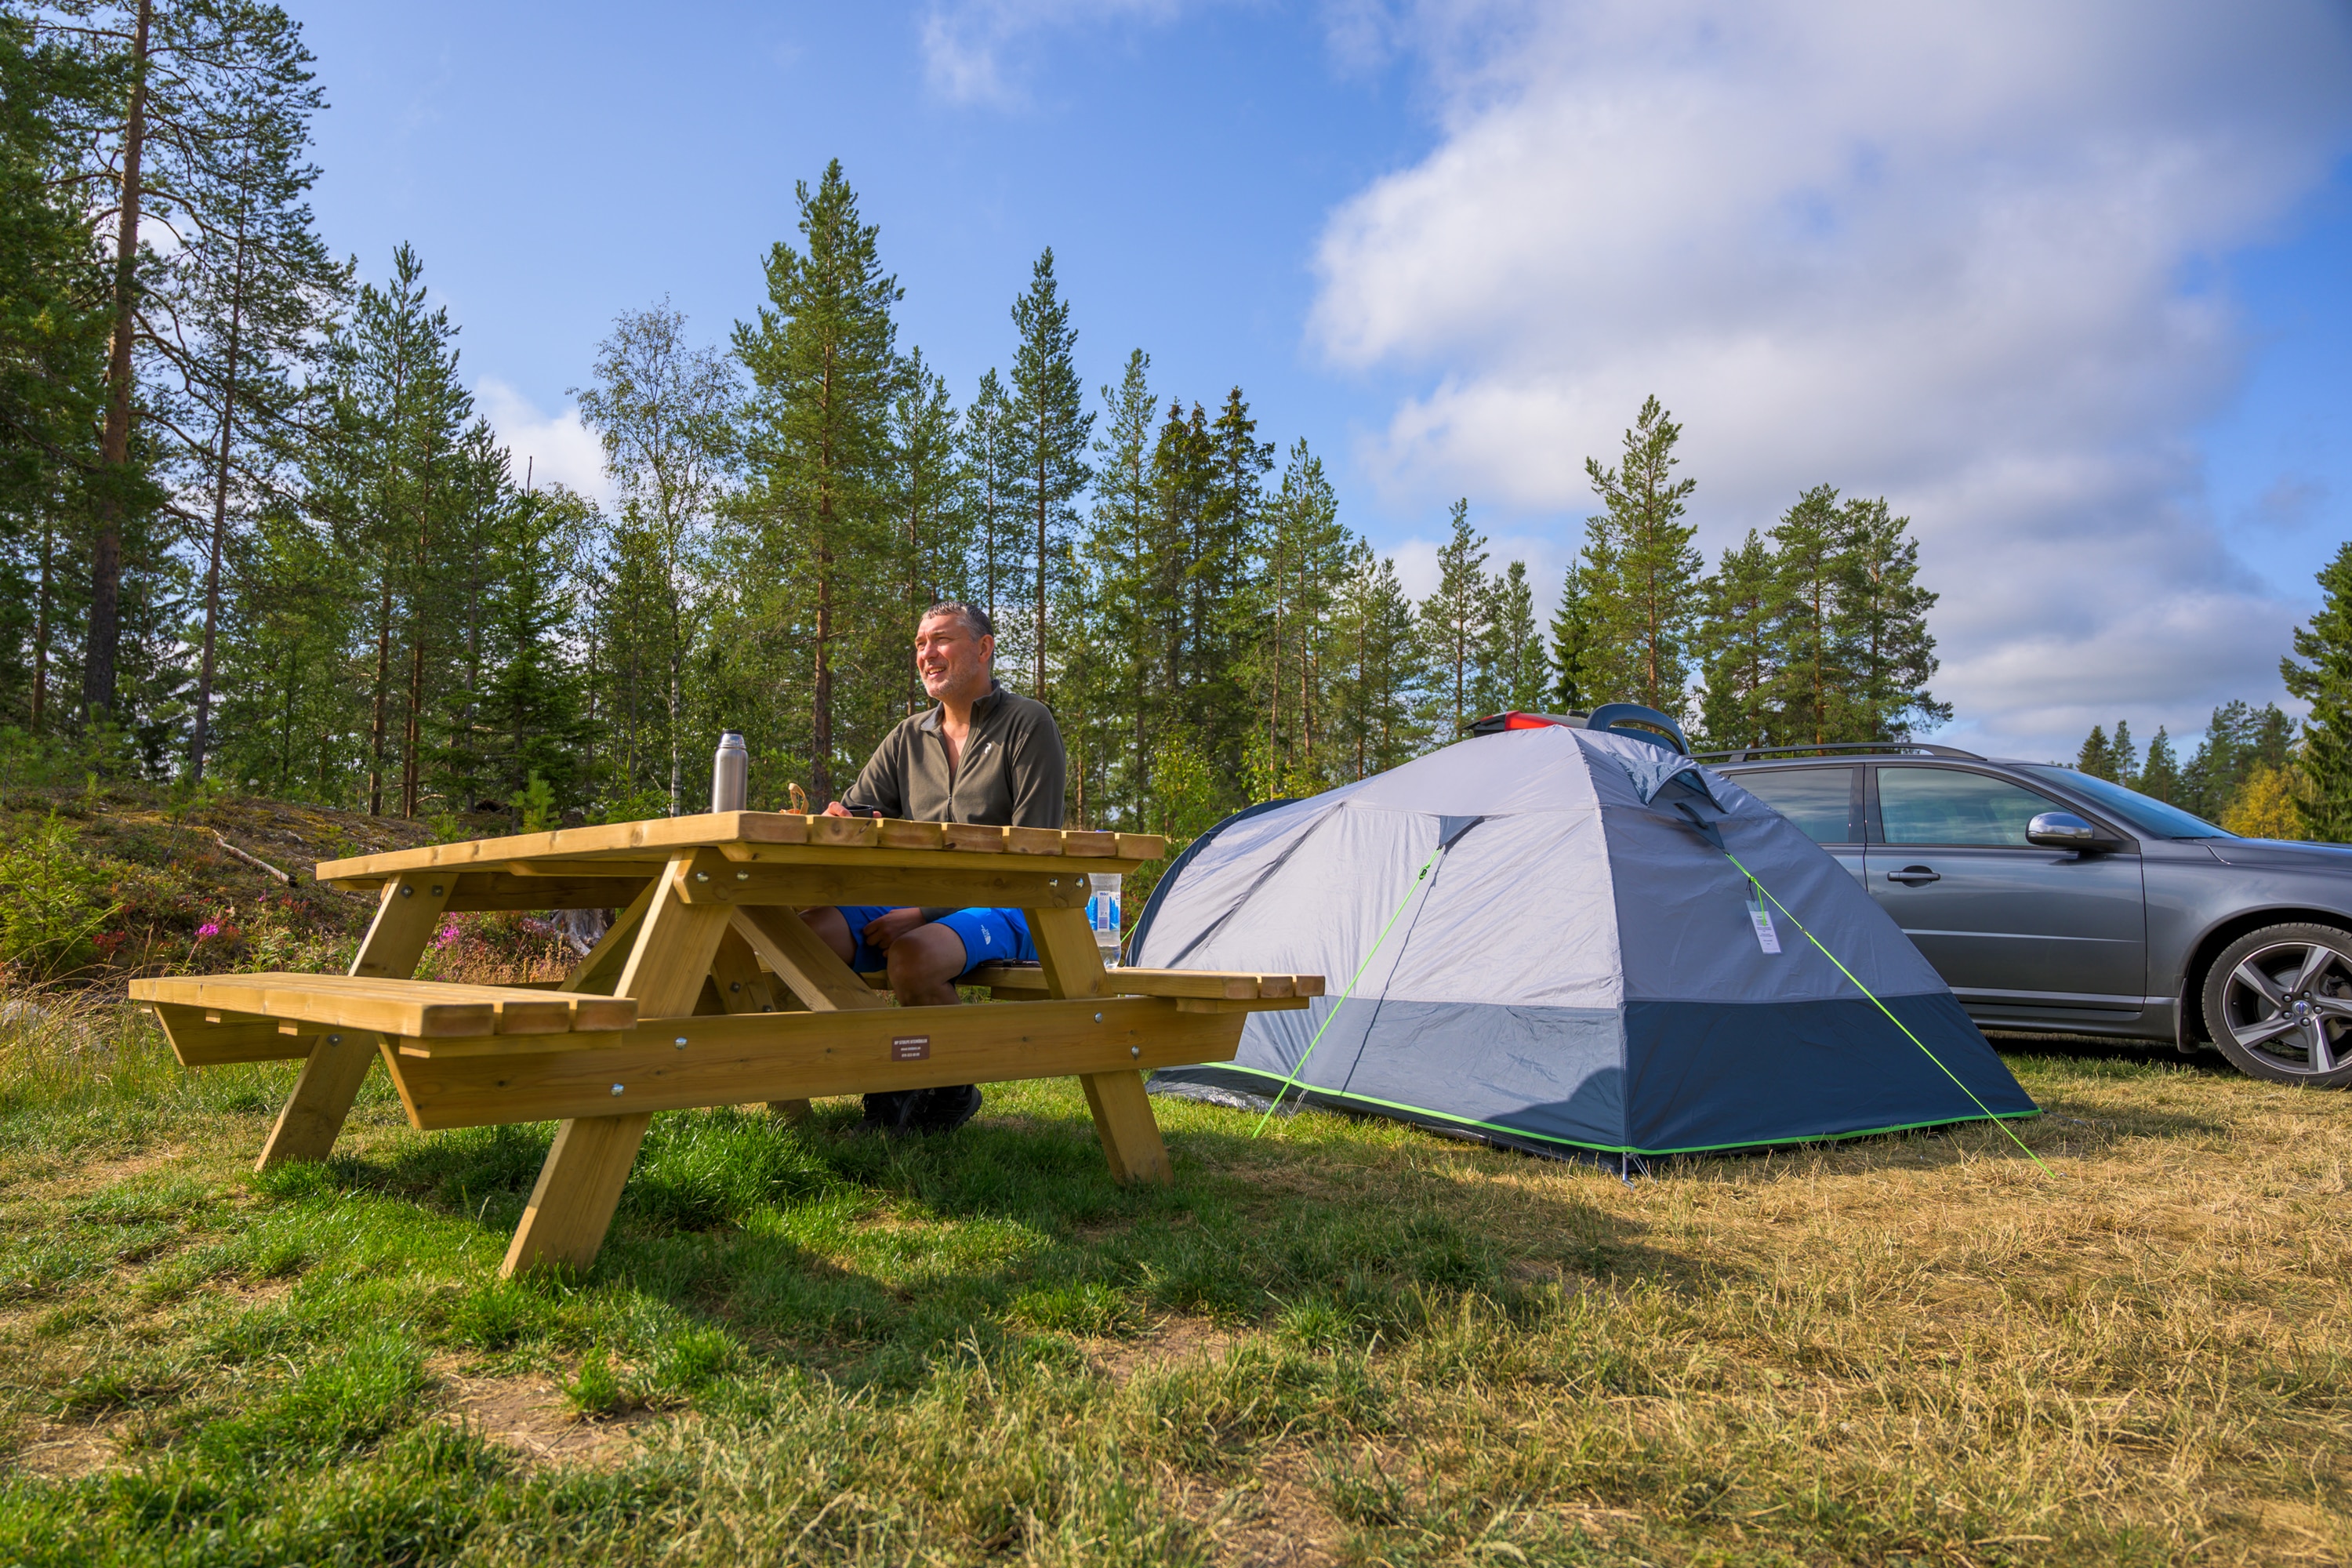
[0,1003,2346,1566]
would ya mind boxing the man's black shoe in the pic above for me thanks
[909,1083,982,1135]
[860,1090,921,1135]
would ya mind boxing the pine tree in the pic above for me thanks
[1577,396,1700,717]
[162,5,344,780]
[1002,249,1091,704]
[1419,499,1486,735]
[731,162,898,807]
[2139,726,2181,803]
[1548,556,1588,713]
[2077,725,2115,781]
[2284,542,2352,841]
[1695,530,1777,749]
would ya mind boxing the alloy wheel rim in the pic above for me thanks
[2220,940,2352,1075]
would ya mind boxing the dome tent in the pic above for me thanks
[1137,724,2035,1158]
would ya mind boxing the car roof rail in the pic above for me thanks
[1694,740,1986,764]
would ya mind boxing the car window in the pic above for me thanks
[1727,767,1854,843]
[1877,767,2058,847]
[2015,765,2230,839]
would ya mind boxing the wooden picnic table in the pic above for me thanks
[130,811,1319,1276]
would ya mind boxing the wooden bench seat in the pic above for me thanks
[967,964,1323,1003]
[132,975,639,1067]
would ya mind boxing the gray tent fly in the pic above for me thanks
[1137,724,2037,1159]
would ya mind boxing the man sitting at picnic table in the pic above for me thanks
[801,600,1066,1136]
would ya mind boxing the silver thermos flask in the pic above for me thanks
[711,732,748,812]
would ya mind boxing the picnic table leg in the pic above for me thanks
[503,855,729,1277]
[1032,906,1174,1185]
[256,873,449,1171]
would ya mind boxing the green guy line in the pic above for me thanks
[1251,840,1446,1139]
[1722,848,2058,1179]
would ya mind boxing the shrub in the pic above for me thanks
[0,812,121,977]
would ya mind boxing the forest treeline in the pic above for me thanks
[0,1,1983,841]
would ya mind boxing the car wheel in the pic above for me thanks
[2201,923,2352,1087]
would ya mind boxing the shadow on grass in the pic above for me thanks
[310,1093,1679,1389]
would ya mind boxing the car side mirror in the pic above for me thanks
[2027,811,2100,849]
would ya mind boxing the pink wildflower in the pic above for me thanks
[434,920,462,950]
[195,922,221,941]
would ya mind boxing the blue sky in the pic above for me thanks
[284,0,2352,762]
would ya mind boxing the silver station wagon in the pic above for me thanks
[1708,743,2352,1087]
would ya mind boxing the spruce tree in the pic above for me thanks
[0,17,110,736]
[1085,350,1160,825]
[887,349,963,717]
[1418,499,1486,735]
[2139,726,2181,803]
[1762,485,1854,744]
[1577,396,1700,717]
[960,367,1014,633]
[1003,249,1091,703]
[2077,724,2114,780]
[1696,530,1777,750]
[1548,556,1588,712]
[2111,719,2139,789]
[731,162,899,806]
[1251,438,1348,789]
[1840,496,1949,739]
[1475,560,1546,717]
[1334,542,1425,778]
[2284,542,2352,840]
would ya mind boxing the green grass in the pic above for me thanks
[0,1005,2347,1565]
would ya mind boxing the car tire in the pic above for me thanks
[2201,922,2352,1088]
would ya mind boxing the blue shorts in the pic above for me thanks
[837,906,1036,976]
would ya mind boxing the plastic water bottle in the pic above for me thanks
[1088,873,1123,968]
[711,732,748,812]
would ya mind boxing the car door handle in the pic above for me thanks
[1885,866,1941,884]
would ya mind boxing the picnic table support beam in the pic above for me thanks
[256,873,450,1170]
[1032,905,1172,1185]
[503,855,729,1277]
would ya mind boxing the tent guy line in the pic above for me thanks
[1250,838,1446,1139]
[1721,847,2058,1179]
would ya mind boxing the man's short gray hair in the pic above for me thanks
[921,601,993,639]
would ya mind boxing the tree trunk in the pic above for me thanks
[31,519,53,735]
[84,0,154,726]
[188,209,249,784]
[1034,443,1048,702]
[369,564,390,815]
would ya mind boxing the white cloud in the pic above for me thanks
[1311,0,2352,757]
[475,378,612,508]
[919,0,1196,107]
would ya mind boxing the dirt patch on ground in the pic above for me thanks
[1168,1452,1344,1568]
[433,1361,665,1472]
[8,1421,122,1481]
[1085,1316,1239,1384]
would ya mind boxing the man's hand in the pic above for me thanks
[823,800,851,817]
[859,908,929,950]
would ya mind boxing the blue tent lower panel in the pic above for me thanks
[1153,991,2035,1158]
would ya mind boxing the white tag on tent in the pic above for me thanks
[1746,895,1781,954]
